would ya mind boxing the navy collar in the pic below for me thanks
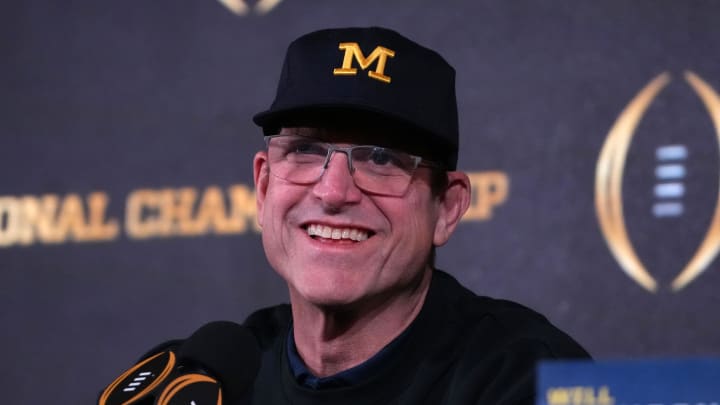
[286,324,411,390]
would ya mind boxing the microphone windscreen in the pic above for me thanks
[177,321,261,399]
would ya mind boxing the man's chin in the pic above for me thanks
[295,287,365,309]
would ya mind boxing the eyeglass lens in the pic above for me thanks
[265,135,423,196]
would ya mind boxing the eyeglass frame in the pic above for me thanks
[262,134,440,196]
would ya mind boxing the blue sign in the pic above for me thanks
[537,358,720,405]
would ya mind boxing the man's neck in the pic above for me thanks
[289,269,432,377]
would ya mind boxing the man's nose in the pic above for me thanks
[312,151,363,208]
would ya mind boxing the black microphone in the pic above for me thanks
[99,322,261,405]
[165,321,261,404]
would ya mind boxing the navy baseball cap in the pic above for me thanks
[253,26,459,170]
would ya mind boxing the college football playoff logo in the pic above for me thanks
[217,0,283,15]
[595,71,720,292]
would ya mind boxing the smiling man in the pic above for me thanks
[97,26,590,405]
[241,26,590,404]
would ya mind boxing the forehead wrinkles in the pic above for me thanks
[279,127,372,142]
[278,126,411,149]
[279,127,327,138]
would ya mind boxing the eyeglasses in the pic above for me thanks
[264,134,437,196]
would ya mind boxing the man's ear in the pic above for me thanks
[433,171,471,246]
[253,151,270,228]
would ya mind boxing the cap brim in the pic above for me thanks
[254,103,445,141]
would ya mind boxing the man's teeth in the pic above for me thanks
[306,224,369,241]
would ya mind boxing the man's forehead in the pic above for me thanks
[279,126,413,149]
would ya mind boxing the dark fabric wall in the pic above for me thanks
[2,1,720,403]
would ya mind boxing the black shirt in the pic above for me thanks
[243,270,591,404]
[286,320,411,389]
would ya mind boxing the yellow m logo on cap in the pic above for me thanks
[333,42,395,84]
